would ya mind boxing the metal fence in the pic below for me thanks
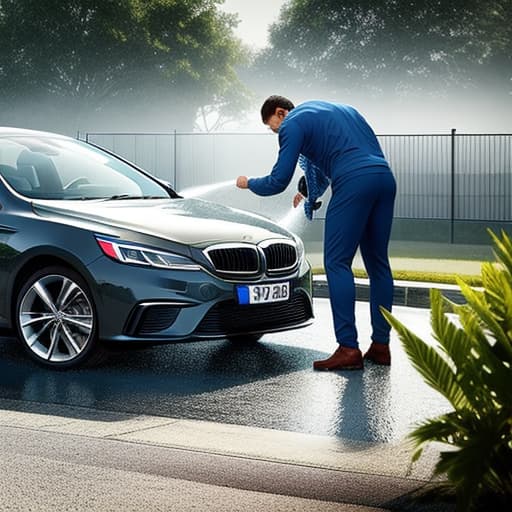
[379,131,512,223]
[85,131,512,229]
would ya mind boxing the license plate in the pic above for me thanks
[237,282,290,305]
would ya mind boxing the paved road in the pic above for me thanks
[0,299,456,511]
[0,299,449,443]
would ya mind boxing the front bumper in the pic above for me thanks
[87,256,313,343]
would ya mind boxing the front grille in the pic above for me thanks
[262,243,297,273]
[194,292,312,336]
[127,305,181,335]
[206,246,259,273]
[204,240,298,277]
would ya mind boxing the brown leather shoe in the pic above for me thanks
[313,346,363,371]
[363,342,391,366]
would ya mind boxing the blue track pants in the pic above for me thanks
[324,170,396,348]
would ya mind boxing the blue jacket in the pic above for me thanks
[248,100,390,218]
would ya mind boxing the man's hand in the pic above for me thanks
[236,176,249,189]
[293,192,304,208]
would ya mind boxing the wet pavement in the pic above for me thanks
[1,298,459,511]
[0,298,449,445]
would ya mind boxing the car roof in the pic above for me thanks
[0,126,72,140]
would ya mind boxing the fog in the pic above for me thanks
[229,89,511,135]
[1,1,510,137]
[1,75,510,138]
[208,78,511,135]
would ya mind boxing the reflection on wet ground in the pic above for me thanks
[0,299,450,444]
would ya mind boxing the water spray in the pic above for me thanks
[277,204,307,234]
[178,180,235,198]
[178,179,308,236]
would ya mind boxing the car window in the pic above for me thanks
[0,136,169,200]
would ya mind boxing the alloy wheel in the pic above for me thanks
[18,272,95,363]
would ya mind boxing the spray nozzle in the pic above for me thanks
[298,176,308,197]
[298,176,321,210]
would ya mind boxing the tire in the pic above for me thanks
[15,265,105,369]
[226,333,264,343]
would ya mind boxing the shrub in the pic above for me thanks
[382,230,512,510]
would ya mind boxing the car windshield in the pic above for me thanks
[0,135,171,200]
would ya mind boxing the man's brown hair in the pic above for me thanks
[260,95,295,123]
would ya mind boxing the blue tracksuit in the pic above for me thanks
[249,100,396,348]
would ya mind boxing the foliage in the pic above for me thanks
[311,266,482,287]
[254,0,512,99]
[0,0,249,132]
[362,268,482,287]
[382,229,512,510]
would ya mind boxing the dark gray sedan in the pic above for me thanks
[0,128,313,368]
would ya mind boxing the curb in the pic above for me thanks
[0,397,442,510]
[313,276,466,309]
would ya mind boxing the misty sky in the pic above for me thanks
[2,1,508,134]
[218,1,509,133]
[219,0,286,48]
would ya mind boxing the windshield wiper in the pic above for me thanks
[102,194,168,201]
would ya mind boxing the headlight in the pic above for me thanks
[95,236,201,270]
[292,234,310,274]
[292,234,305,263]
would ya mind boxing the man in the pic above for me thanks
[236,95,396,370]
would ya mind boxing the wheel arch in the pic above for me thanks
[9,250,99,328]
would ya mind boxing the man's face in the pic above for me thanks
[264,108,288,133]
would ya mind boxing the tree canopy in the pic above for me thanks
[254,0,512,100]
[0,0,249,132]
[2,0,510,133]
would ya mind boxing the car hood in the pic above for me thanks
[32,198,294,246]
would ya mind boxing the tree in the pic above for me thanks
[0,0,249,133]
[253,0,512,99]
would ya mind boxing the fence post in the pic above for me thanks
[173,129,177,189]
[450,128,456,243]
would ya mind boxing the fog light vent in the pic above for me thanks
[125,304,182,335]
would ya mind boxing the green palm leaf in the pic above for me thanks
[435,409,512,506]
[430,293,491,411]
[381,307,468,410]
[455,305,512,406]
[480,262,510,319]
[409,413,466,448]
[458,280,511,353]
[489,228,512,276]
